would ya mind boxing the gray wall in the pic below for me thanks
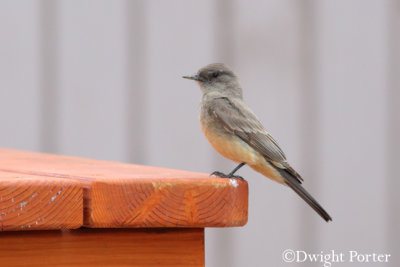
[0,1,398,266]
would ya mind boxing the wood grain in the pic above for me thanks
[0,148,248,230]
[0,171,82,231]
[0,228,204,266]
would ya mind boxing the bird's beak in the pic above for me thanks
[182,74,202,81]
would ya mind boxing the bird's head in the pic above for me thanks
[183,63,242,98]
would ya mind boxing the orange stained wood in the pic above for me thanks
[0,148,248,231]
[0,228,205,267]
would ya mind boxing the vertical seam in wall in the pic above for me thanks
[125,0,147,164]
[39,0,59,153]
[215,0,235,66]
[387,1,400,265]
[298,0,320,253]
[211,1,236,267]
[212,0,235,172]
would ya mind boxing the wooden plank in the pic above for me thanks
[0,171,82,231]
[0,228,204,267]
[89,177,247,228]
[0,148,248,230]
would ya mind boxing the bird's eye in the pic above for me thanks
[212,72,219,78]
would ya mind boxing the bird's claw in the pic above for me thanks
[210,171,228,178]
[210,171,245,181]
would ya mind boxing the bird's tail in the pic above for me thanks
[276,167,332,222]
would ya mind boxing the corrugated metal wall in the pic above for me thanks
[0,1,398,266]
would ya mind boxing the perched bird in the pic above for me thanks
[183,63,332,222]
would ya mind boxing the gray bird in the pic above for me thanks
[183,63,332,222]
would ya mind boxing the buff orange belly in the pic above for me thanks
[201,122,285,184]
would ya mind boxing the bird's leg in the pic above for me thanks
[228,162,246,176]
[211,162,246,180]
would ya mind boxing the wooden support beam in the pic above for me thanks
[0,228,204,266]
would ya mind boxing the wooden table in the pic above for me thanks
[0,149,248,266]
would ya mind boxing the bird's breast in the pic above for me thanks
[200,115,260,165]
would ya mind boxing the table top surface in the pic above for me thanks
[0,148,248,231]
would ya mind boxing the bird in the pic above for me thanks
[183,63,332,222]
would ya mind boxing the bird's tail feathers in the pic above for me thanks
[275,167,332,222]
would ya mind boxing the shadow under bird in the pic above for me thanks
[183,63,332,222]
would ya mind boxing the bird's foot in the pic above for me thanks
[210,171,229,178]
[210,171,245,181]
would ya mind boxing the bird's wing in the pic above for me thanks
[209,97,303,183]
